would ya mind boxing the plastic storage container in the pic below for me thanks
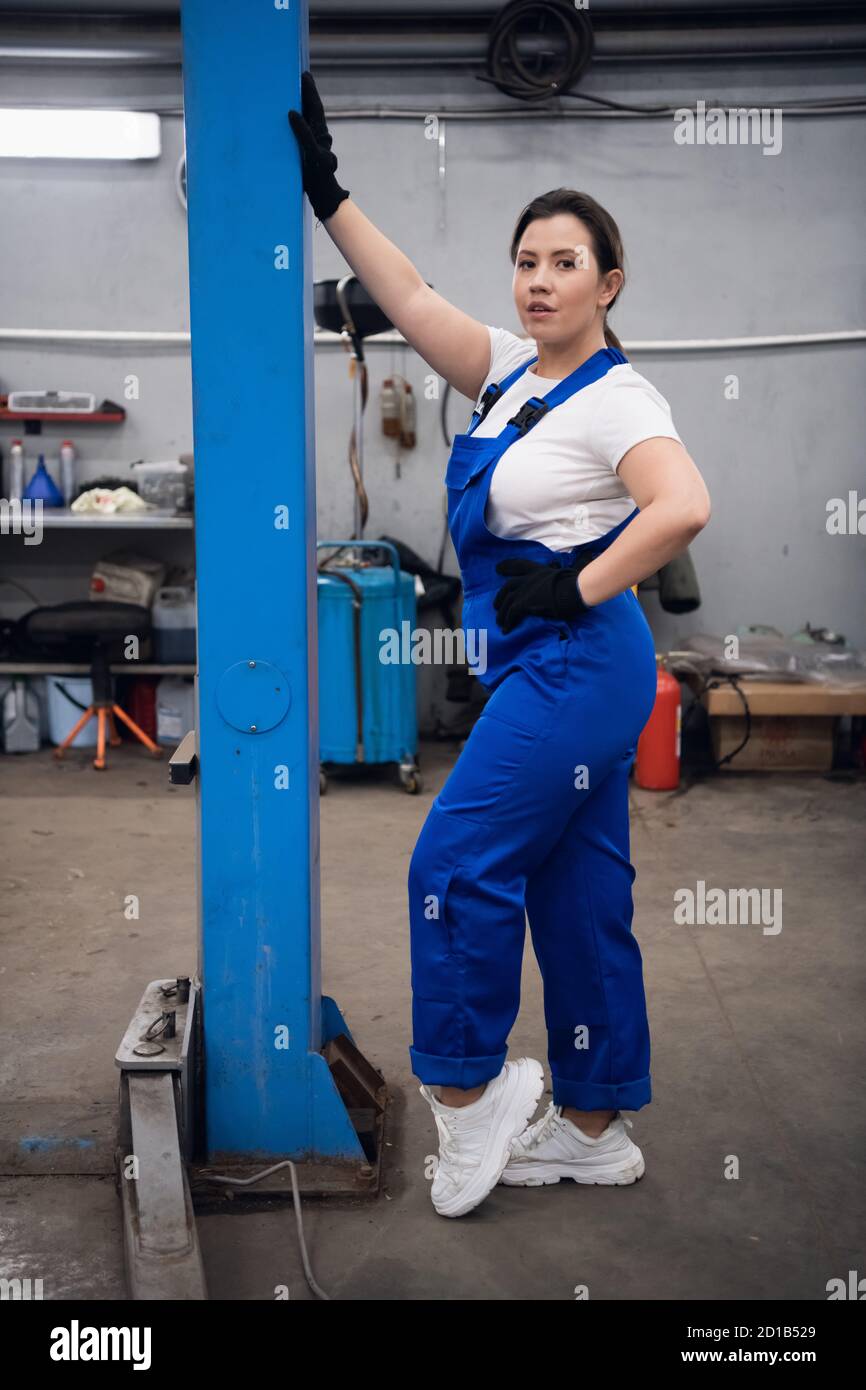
[2,679,41,752]
[317,541,419,788]
[152,587,196,663]
[45,675,96,748]
[155,676,195,748]
[130,461,189,511]
[60,440,77,506]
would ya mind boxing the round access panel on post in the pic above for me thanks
[216,659,291,734]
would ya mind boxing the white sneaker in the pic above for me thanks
[420,1057,545,1218]
[500,1101,645,1187]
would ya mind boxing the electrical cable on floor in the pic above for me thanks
[201,1159,332,1301]
[682,670,753,769]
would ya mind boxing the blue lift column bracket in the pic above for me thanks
[176,0,385,1179]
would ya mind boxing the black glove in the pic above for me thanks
[288,70,350,224]
[493,555,595,634]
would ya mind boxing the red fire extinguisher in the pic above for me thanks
[635,655,681,790]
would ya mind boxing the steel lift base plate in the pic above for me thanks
[116,979,386,1296]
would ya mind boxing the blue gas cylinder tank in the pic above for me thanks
[317,541,418,769]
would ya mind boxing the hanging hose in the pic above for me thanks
[335,275,371,537]
[480,0,594,102]
[345,349,370,535]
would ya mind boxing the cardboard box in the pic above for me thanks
[710,713,834,771]
[689,678,866,772]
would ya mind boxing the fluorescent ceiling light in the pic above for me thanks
[0,108,160,160]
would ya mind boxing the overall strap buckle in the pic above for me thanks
[472,381,502,424]
[508,397,549,436]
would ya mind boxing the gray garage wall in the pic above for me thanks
[1,56,864,733]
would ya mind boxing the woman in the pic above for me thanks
[290,73,711,1220]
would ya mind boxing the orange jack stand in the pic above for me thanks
[54,702,162,771]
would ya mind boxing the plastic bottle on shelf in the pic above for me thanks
[60,440,77,506]
[8,440,24,501]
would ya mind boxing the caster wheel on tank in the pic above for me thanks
[319,768,328,796]
[399,762,422,795]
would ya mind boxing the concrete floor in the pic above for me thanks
[0,740,863,1301]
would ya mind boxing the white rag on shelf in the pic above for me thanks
[70,486,150,515]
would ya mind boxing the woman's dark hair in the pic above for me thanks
[509,188,625,352]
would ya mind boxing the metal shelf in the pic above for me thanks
[1,507,193,530]
[0,397,127,435]
[0,663,195,676]
[0,409,126,425]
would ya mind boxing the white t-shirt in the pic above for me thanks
[469,325,683,549]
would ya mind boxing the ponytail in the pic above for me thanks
[603,317,624,353]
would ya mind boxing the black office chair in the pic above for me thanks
[16,601,161,770]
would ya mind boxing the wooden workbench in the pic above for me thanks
[684,675,866,771]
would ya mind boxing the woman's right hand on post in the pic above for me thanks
[288,70,350,224]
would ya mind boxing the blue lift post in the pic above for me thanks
[114,1,383,1297]
[178,0,376,1167]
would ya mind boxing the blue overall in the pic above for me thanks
[408,347,658,1111]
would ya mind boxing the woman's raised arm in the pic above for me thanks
[289,73,491,402]
[323,200,491,400]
